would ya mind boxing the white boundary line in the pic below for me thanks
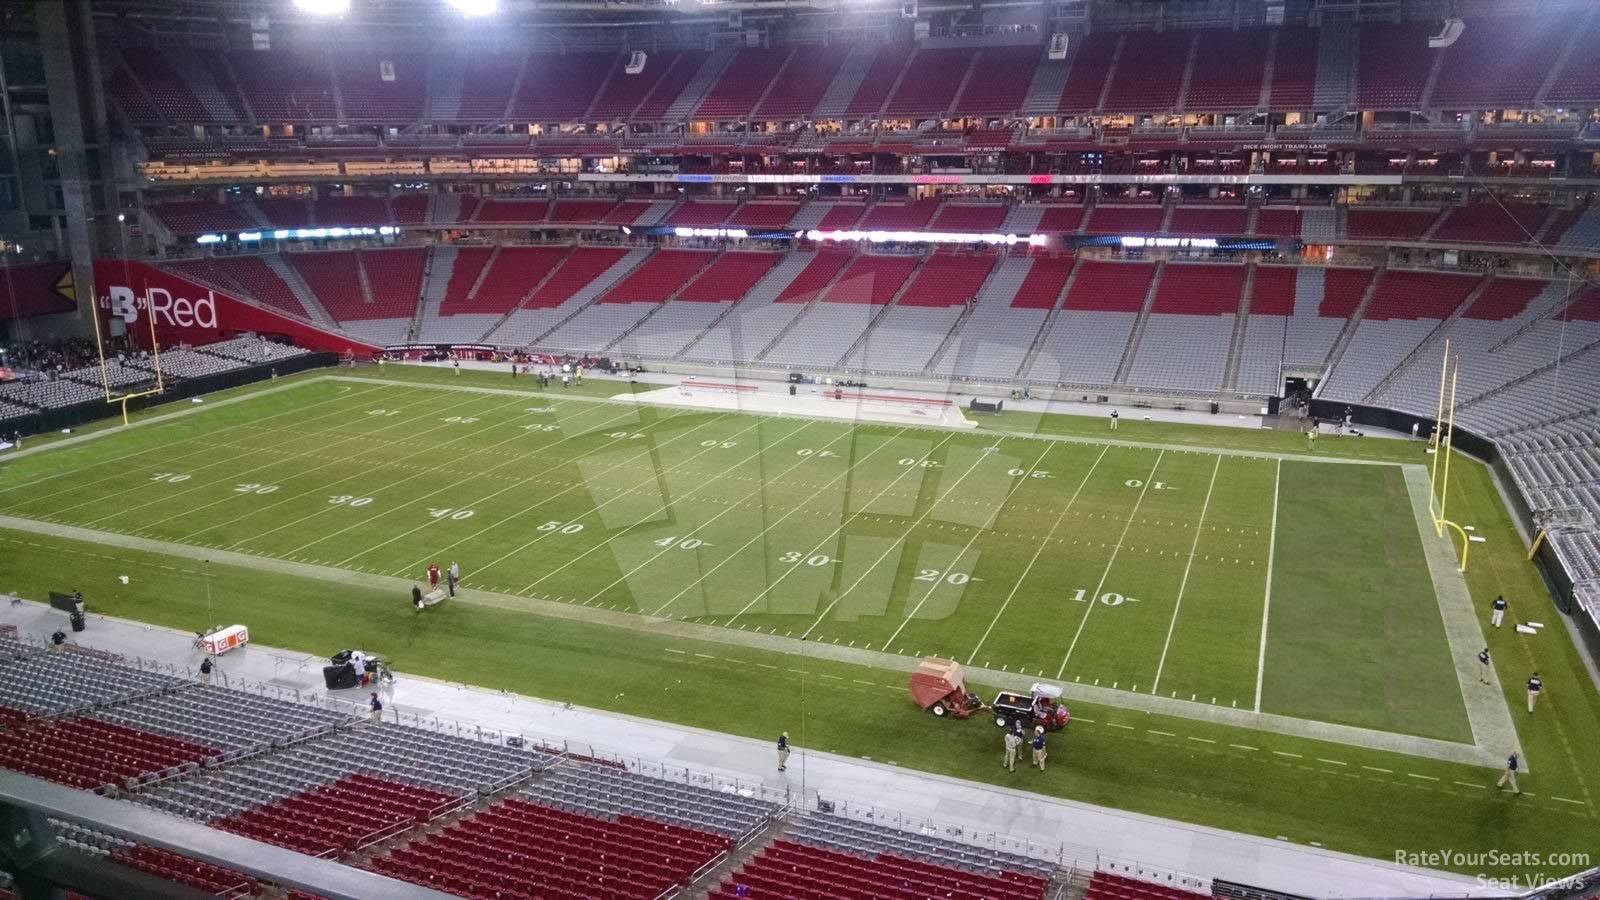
[206,396,635,547]
[1056,449,1166,679]
[1254,458,1282,713]
[0,379,388,496]
[336,408,734,568]
[517,417,822,594]
[1151,454,1222,695]
[4,383,400,508]
[795,437,1006,640]
[966,444,1110,664]
[642,427,911,618]
[721,432,959,630]
[147,391,536,535]
[56,385,444,524]
[881,441,1056,651]
[573,421,881,607]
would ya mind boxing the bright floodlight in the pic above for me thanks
[447,0,498,15]
[292,0,350,15]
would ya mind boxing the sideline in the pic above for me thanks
[0,515,1501,768]
[0,598,1497,898]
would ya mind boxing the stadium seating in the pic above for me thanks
[1126,264,1243,391]
[727,202,801,230]
[1544,16,1600,105]
[547,199,618,225]
[1029,261,1155,385]
[675,251,781,303]
[1034,205,1086,234]
[1346,208,1441,242]
[335,53,425,122]
[1269,28,1318,108]
[1236,264,1297,395]
[523,760,778,838]
[488,247,645,345]
[714,838,1049,900]
[884,48,975,117]
[1083,205,1164,236]
[288,252,366,322]
[1252,207,1303,240]
[52,822,260,898]
[150,201,256,236]
[697,48,791,119]
[1104,31,1190,112]
[253,198,312,229]
[818,254,919,305]
[92,684,351,756]
[597,250,715,303]
[358,248,426,319]
[845,44,913,116]
[859,199,939,231]
[1324,270,1480,402]
[0,717,216,791]
[1429,19,1567,110]
[476,198,550,224]
[930,204,1008,233]
[390,193,430,225]
[784,811,1054,881]
[954,46,1039,115]
[1168,206,1248,236]
[1086,870,1208,900]
[1058,32,1120,112]
[0,653,185,721]
[754,46,848,119]
[370,796,730,899]
[459,246,570,316]
[1355,23,1436,109]
[509,53,611,121]
[1430,203,1550,246]
[228,51,336,120]
[1183,30,1268,110]
[634,51,711,120]
[664,201,737,228]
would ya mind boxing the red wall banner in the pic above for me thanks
[91,259,380,354]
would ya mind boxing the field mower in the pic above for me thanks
[991,683,1070,733]
[908,657,983,719]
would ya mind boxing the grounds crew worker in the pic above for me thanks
[1031,726,1048,771]
[1003,728,1021,773]
[1526,672,1542,713]
[1490,595,1507,628]
[1496,751,1521,794]
[777,732,790,772]
[1477,648,1491,685]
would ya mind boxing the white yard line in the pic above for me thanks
[7,383,404,509]
[1254,458,1282,714]
[331,408,733,568]
[644,428,910,617]
[881,441,1055,651]
[966,445,1110,664]
[0,380,389,498]
[518,418,820,594]
[149,392,536,536]
[721,433,958,630]
[1056,450,1165,679]
[207,397,627,546]
[1151,454,1222,695]
[795,437,1004,640]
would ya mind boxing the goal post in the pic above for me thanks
[89,272,167,425]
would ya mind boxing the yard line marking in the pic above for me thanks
[1316,758,1347,766]
[1272,751,1302,758]
[1552,797,1586,806]
[1453,781,1487,790]
[1228,744,1258,751]
[1148,730,1176,737]
[1106,723,1134,730]
[966,445,1109,663]
[1407,773,1440,782]
[1253,458,1281,713]
[645,425,911,617]
[1057,450,1165,678]
[692,653,716,659]
[24,384,420,516]
[0,381,393,499]
[1361,765,1393,774]
[162,391,539,538]
[882,441,1055,650]
[338,409,736,568]
[663,648,686,654]
[796,436,1001,639]
[721,433,958,629]
[526,417,823,595]
[1187,736,1217,744]
[1151,454,1222,694]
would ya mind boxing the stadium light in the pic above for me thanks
[446,0,498,15]
[292,0,350,15]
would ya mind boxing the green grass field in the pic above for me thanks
[2,365,1596,880]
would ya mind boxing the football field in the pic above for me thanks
[0,374,1470,744]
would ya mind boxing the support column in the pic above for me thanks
[36,0,113,335]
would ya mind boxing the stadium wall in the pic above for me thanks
[90,260,382,356]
